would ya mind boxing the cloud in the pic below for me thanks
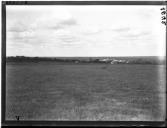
[112,27,130,32]
[7,21,31,32]
[8,17,77,33]
[60,18,77,26]
[6,6,165,57]
[123,31,151,39]
[80,25,102,35]
[49,18,77,31]
[7,13,78,49]
[58,35,80,44]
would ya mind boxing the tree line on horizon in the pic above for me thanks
[6,56,165,65]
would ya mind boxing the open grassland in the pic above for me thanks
[6,62,166,121]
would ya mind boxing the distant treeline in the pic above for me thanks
[6,56,166,65]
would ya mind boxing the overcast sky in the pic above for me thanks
[6,5,166,57]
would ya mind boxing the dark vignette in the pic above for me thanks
[2,0,6,126]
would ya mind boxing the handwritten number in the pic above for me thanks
[161,16,166,20]
[161,7,166,26]
[161,11,166,15]
[161,7,165,11]
[161,21,166,25]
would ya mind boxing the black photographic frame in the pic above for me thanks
[1,1,167,126]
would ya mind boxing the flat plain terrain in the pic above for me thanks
[6,62,166,121]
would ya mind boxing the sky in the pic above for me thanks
[6,5,166,57]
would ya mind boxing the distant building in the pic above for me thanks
[99,58,112,62]
[75,60,79,63]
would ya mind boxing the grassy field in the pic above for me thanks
[6,62,166,121]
